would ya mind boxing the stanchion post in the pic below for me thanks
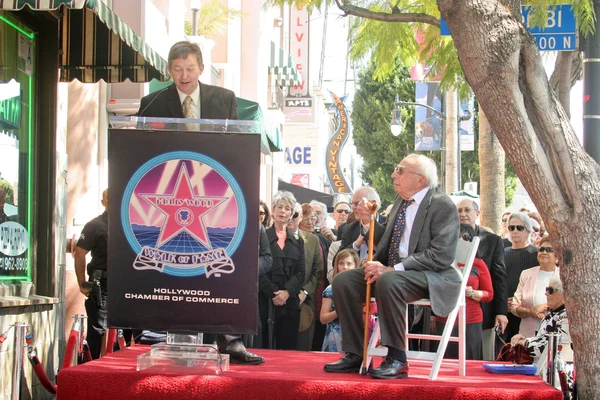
[546,332,560,387]
[11,322,28,400]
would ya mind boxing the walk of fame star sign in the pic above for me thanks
[120,151,247,278]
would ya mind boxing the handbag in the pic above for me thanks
[497,343,534,364]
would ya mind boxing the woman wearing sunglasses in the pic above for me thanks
[503,212,540,342]
[510,276,570,365]
[259,200,272,229]
[510,237,560,338]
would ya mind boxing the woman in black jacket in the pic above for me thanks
[259,191,305,350]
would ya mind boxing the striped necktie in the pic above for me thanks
[387,199,415,267]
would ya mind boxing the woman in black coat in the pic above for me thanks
[259,191,305,350]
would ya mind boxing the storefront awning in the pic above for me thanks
[1,0,169,83]
[278,179,334,211]
[237,97,282,152]
[269,41,302,88]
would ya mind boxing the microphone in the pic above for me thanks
[137,86,170,117]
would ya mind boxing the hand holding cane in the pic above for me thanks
[361,198,378,374]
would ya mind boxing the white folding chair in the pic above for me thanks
[363,236,480,380]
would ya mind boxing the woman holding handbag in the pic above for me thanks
[510,276,570,361]
[510,237,560,338]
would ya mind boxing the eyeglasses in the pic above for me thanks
[461,234,473,242]
[259,211,265,216]
[457,208,473,213]
[335,209,351,214]
[394,165,423,177]
[292,211,299,219]
[508,225,525,232]
[501,219,508,223]
[532,227,540,233]
[545,286,559,295]
[539,246,554,253]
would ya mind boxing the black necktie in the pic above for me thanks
[387,199,415,266]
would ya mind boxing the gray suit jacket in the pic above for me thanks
[375,188,461,317]
[138,82,238,119]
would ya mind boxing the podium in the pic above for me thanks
[107,117,261,374]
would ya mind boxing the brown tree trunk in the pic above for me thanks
[439,1,600,398]
[478,110,505,234]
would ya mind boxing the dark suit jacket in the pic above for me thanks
[374,188,461,317]
[475,226,508,329]
[298,230,323,312]
[258,224,273,276]
[339,220,385,256]
[138,82,238,120]
[260,226,306,311]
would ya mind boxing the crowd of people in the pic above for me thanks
[255,154,571,382]
[73,40,570,385]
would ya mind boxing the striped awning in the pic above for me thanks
[1,0,169,83]
[269,41,302,88]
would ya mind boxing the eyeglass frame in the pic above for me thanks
[394,164,424,177]
[539,246,554,253]
[508,225,526,232]
[545,286,560,295]
[335,209,351,214]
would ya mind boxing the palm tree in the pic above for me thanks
[184,0,244,37]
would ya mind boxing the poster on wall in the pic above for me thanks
[107,128,260,333]
[460,98,475,151]
[284,5,314,123]
[414,82,443,151]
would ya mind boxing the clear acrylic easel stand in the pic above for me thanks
[136,332,229,374]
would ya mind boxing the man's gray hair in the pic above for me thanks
[548,275,563,293]
[168,41,203,67]
[405,153,439,188]
[272,191,296,209]
[354,186,381,211]
[309,200,328,215]
[509,212,533,232]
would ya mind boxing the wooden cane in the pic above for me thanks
[361,200,377,373]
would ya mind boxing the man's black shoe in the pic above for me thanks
[226,349,265,365]
[323,353,363,373]
[368,357,409,379]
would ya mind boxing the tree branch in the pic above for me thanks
[334,0,440,27]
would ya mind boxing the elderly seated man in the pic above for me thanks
[323,154,460,379]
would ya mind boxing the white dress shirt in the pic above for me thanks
[393,186,430,271]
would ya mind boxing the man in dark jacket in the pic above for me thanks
[137,41,263,364]
[457,199,508,360]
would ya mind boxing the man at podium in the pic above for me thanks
[136,41,264,365]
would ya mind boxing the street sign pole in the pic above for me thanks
[583,0,600,164]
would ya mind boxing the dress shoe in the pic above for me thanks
[368,357,409,379]
[226,349,265,365]
[323,353,363,373]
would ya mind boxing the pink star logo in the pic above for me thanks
[141,164,226,249]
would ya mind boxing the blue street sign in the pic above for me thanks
[440,4,577,51]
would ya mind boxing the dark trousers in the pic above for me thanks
[84,280,108,359]
[435,321,483,360]
[258,294,299,350]
[333,267,428,356]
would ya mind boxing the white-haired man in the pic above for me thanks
[324,154,460,379]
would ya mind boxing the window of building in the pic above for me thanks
[0,13,36,283]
